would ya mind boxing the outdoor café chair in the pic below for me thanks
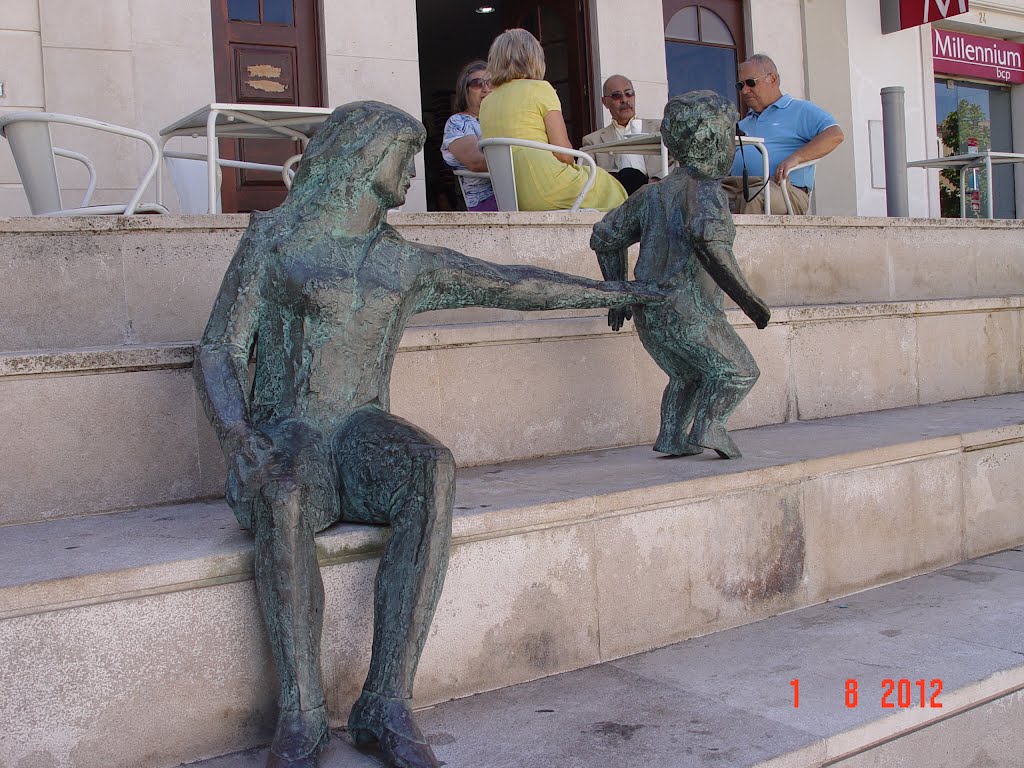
[0,112,168,216]
[477,138,597,212]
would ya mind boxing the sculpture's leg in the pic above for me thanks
[635,307,703,456]
[652,374,704,456]
[334,407,454,768]
[251,422,340,768]
[686,375,758,458]
[684,315,760,459]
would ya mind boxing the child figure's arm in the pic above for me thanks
[591,194,645,330]
[694,238,770,329]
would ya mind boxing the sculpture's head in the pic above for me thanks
[661,90,738,180]
[287,101,426,210]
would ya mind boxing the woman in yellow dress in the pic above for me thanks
[480,28,627,211]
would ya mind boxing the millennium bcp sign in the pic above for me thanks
[881,0,969,34]
[933,28,1024,84]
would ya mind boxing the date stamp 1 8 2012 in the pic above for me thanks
[790,678,943,709]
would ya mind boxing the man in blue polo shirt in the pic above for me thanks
[724,54,844,214]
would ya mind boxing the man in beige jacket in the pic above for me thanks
[582,74,668,195]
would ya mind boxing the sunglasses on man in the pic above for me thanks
[607,89,635,100]
[735,76,766,91]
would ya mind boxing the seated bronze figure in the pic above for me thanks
[194,101,664,768]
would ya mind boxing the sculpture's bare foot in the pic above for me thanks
[693,424,741,459]
[348,690,440,768]
[266,706,329,768]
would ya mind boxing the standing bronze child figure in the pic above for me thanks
[194,101,663,768]
[591,90,771,459]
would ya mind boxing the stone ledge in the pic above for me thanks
[5,213,1023,353]
[2,212,1024,234]
[4,397,1019,768]
[0,342,194,377]
[3,395,1024,768]
[3,393,1023,622]
[3,296,1021,378]
[0,213,250,233]
[188,551,1024,768]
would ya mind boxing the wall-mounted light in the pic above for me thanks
[475,6,496,13]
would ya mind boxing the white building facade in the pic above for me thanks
[1,0,1022,217]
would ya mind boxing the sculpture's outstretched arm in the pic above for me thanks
[693,240,771,329]
[417,248,663,313]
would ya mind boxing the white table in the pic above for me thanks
[158,103,333,213]
[581,133,772,213]
[907,150,1024,219]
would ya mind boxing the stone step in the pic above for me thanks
[187,547,1024,768]
[2,213,1022,352]
[3,296,1023,526]
[2,395,1023,768]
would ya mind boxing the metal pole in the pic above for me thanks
[881,86,909,217]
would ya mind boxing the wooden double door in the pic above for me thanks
[210,0,324,212]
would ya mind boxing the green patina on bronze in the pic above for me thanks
[194,101,664,768]
[591,90,771,459]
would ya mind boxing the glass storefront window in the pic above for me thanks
[934,79,1015,219]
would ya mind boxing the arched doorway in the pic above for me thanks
[663,0,744,106]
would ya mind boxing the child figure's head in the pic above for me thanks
[660,90,739,180]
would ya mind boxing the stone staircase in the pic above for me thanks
[1,212,1023,768]
[187,546,1024,768]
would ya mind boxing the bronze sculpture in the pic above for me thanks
[591,90,771,459]
[194,101,664,768]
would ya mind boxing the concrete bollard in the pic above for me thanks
[881,86,910,217]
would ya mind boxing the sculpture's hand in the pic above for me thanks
[626,281,669,305]
[741,296,771,330]
[608,306,632,332]
[606,281,666,331]
[225,428,289,506]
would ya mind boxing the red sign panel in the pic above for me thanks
[933,28,1024,85]
[881,0,969,33]
[903,0,968,26]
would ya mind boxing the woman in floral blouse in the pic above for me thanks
[441,60,497,211]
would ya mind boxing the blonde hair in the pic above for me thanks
[487,28,545,87]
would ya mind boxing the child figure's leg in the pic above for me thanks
[684,314,760,458]
[636,306,760,459]
[686,375,758,458]
[635,308,704,456]
[653,373,703,455]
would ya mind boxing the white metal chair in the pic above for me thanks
[0,112,168,215]
[282,153,303,189]
[780,159,819,215]
[453,169,492,209]
[477,138,598,212]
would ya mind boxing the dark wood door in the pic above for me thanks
[210,0,324,212]
[503,0,594,149]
